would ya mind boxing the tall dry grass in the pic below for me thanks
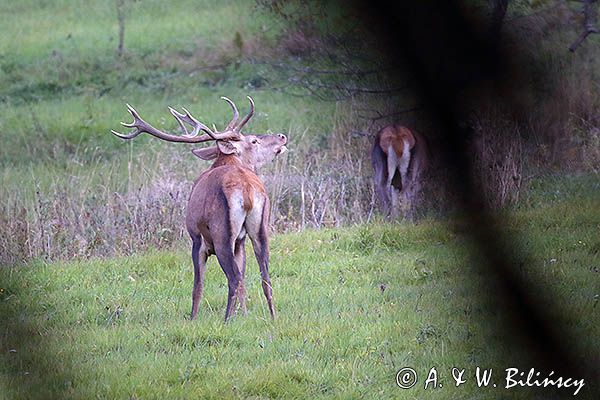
[0,153,191,265]
[0,104,380,265]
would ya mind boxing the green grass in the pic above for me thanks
[1,191,598,399]
[0,0,280,65]
[0,0,334,168]
[0,88,335,166]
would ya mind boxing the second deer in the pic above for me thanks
[371,124,429,219]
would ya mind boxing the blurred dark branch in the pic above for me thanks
[569,0,599,51]
[307,81,407,95]
[253,57,407,100]
[266,79,408,102]
[259,60,400,76]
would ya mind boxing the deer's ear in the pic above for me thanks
[217,140,240,155]
[192,146,219,160]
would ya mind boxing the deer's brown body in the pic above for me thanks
[186,143,284,320]
[372,124,429,218]
[112,97,286,321]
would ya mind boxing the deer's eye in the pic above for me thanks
[251,139,258,144]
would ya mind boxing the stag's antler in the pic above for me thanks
[221,97,240,132]
[111,97,256,143]
[222,96,255,133]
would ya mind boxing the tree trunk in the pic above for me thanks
[116,0,126,58]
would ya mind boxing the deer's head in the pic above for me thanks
[192,132,287,170]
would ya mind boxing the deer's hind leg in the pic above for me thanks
[214,239,246,322]
[233,236,248,315]
[374,161,391,215]
[214,195,248,321]
[190,235,209,320]
[386,147,402,218]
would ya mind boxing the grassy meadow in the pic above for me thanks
[1,184,597,399]
[1,0,599,399]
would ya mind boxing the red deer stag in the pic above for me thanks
[371,124,429,219]
[111,97,287,321]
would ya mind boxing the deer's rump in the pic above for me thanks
[186,165,266,245]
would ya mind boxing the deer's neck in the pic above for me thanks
[211,154,255,172]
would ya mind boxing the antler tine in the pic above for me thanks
[221,96,240,131]
[168,106,191,136]
[110,104,144,139]
[111,104,218,143]
[235,96,255,132]
[181,107,218,138]
[169,106,226,140]
[110,128,141,139]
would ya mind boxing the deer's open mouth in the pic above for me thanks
[276,146,288,155]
